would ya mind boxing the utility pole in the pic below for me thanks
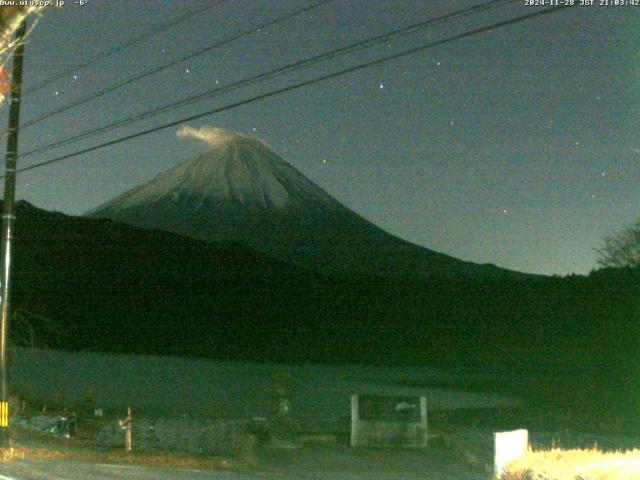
[0,19,27,448]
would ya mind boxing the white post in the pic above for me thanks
[125,406,132,453]
[494,429,528,478]
[419,397,428,447]
[350,394,359,447]
[118,406,132,454]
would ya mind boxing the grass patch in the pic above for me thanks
[3,425,243,470]
[503,447,640,480]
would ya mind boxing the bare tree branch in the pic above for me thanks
[597,221,640,268]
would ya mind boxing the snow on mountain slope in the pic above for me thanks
[90,130,338,214]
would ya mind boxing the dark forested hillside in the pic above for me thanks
[5,201,639,422]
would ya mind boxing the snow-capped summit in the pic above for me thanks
[87,129,518,279]
[91,129,338,214]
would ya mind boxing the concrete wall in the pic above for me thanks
[351,395,428,447]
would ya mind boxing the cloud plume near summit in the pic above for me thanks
[176,125,235,145]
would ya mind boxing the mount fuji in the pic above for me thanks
[87,129,519,279]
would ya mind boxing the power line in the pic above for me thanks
[21,0,515,159]
[23,0,228,96]
[17,0,333,132]
[12,5,573,177]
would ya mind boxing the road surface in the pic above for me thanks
[0,444,491,479]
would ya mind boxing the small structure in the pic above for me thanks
[350,394,427,447]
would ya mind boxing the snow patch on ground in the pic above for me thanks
[9,348,517,427]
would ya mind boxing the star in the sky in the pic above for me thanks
[379,83,384,89]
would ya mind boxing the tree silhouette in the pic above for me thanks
[598,221,640,268]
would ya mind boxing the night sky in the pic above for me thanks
[1,0,637,275]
